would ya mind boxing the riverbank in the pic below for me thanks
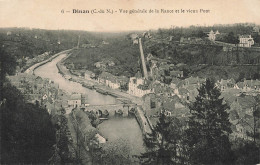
[56,53,153,135]
[31,50,150,163]
[56,53,143,105]
[24,49,73,74]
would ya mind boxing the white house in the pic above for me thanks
[68,93,82,108]
[6,31,12,36]
[106,77,120,89]
[128,77,153,97]
[207,30,219,41]
[98,72,123,89]
[239,35,254,47]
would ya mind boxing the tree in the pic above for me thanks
[225,32,239,44]
[232,138,260,164]
[0,47,17,88]
[139,113,175,165]
[197,30,207,38]
[246,94,260,143]
[94,139,132,165]
[185,79,234,165]
[1,84,56,164]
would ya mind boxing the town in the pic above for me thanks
[1,23,260,165]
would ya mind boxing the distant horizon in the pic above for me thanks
[1,22,260,33]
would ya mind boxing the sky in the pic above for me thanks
[0,0,260,31]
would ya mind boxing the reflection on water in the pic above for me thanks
[98,117,145,155]
[34,54,145,155]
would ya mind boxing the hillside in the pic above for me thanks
[0,28,103,70]
[65,37,141,77]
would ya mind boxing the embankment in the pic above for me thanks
[25,49,73,74]
[135,106,152,135]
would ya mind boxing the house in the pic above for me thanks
[143,31,152,39]
[170,70,183,78]
[170,78,182,89]
[253,27,259,33]
[106,60,115,67]
[207,30,219,41]
[98,72,119,89]
[94,62,106,69]
[128,77,153,97]
[133,39,139,45]
[184,76,205,87]
[98,72,128,89]
[228,94,257,140]
[216,79,236,91]
[68,93,82,108]
[106,77,120,89]
[129,33,139,45]
[84,70,95,80]
[243,79,260,91]
[175,88,190,101]
[230,94,256,117]
[235,79,260,92]
[239,35,254,47]
[98,72,111,84]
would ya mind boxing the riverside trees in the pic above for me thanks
[185,79,234,164]
[0,47,56,164]
[139,113,187,165]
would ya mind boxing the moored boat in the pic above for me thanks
[115,109,123,116]
[102,109,109,118]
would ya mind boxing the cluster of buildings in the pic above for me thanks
[94,59,115,69]
[8,73,90,114]
[128,74,154,97]
[227,94,258,140]
[97,71,129,90]
[128,52,259,140]
[67,93,88,108]
[207,29,257,48]
[178,29,257,48]
[147,54,184,82]
[16,52,52,72]
[239,35,255,47]
[8,73,66,115]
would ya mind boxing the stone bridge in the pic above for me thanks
[84,103,138,117]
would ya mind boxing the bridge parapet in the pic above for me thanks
[84,104,137,117]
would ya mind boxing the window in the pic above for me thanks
[151,101,156,108]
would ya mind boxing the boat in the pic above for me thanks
[96,109,102,117]
[64,75,72,80]
[96,88,108,95]
[128,108,136,117]
[115,109,123,116]
[102,109,109,118]
[82,83,95,89]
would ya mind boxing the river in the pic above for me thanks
[34,53,145,156]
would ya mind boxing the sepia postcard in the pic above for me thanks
[0,0,260,164]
